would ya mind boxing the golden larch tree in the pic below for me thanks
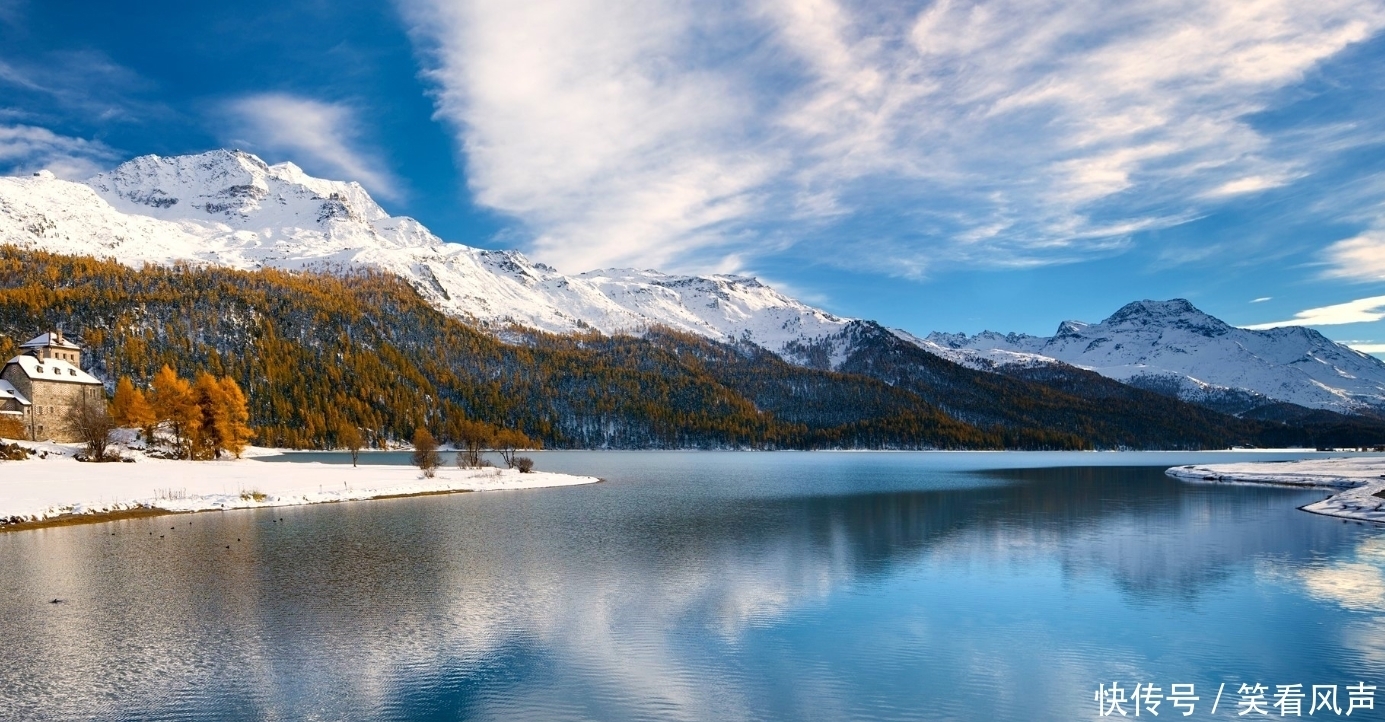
[150,365,199,457]
[111,377,156,439]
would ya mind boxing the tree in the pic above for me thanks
[411,427,440,478]
[215,376,254,458]
[190,373,225,459]
[68,393,116,461]
[187,373,254,459]
[451,418,495,468]
[150,365,198,457]
[492,427,537,468]
[338,423,364,467]
[111,377,155,440]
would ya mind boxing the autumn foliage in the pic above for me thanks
[117,365,253,459]
[10,245,1376,451]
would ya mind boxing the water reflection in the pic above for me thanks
[0,455,1379,720]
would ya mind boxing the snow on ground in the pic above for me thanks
[1167,457,1385,523]
[0,440,599,528]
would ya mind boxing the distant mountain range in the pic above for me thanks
[2,149,1383,439]
[919,299,1385,416]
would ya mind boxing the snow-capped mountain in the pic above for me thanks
[922,299,1385,415]
[8,151,1384,417]
[0,150,850,356]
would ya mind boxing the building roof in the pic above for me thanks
[0,379,30,406]
[4,355,102,386]
[20,332,81,351]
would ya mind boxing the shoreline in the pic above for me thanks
[0,485,552,533]
[0,441,602,533]
[1166,457,1385,524]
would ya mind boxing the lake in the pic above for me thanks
[2,451,1383,720]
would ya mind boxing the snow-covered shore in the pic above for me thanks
[0,441,600,530]
[1166,457,1385,523]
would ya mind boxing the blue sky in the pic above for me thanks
[5,0,1385,349]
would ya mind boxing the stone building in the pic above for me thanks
[1,331,105,442]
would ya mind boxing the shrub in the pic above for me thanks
[68,398,117,461]
[514,456,534,473]
[239,489,268,502]
[0,415,24,440]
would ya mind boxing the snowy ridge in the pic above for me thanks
[923,299,1385,414]
[6,151,1383,415]
[0,150,851,357]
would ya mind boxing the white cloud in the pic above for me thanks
[400,0,1385,274]
[1350,343,1385,354]
[400,0,774,271]
[1206,175,1295,197]
[223,94,402,202]
[1324,231,1385,281]
[1243,295,1385,329]
[0,124,119,179]
[1251,297,1272,303]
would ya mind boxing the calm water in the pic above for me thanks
[3,451,1385,721]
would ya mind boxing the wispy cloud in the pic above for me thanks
[0,124,120,179]
[1324,230,1385,281]
[400,0,1385,274]
[1251,297,1272,303]
[1244,295,1385,329]
[0,50,169,125]
[222,94,402,202]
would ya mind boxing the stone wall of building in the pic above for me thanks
[0,369,103,442]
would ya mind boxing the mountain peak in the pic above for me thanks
[85,148,389,225]
[1099,298,1231,336]
[1103,298,1199,323]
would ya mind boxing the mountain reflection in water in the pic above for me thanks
[0,451,1378,721]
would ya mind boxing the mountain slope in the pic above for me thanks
[922,299,1385,415]
[0,247,941,449]
[0,150,851,357]
[11,247,1383,450]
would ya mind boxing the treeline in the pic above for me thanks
[3,245,1382,450]
[111,366,253,459]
